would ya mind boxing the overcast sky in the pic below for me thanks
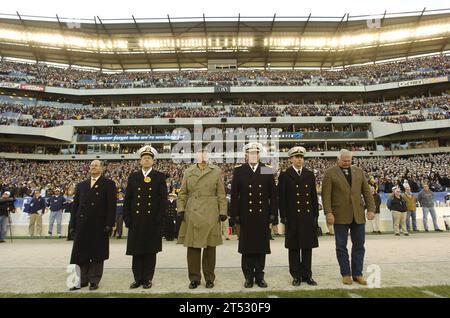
[0,0,446,20]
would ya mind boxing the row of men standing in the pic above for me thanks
[69,144,374,290]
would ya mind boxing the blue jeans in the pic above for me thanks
[48,210,63,235]
[0,215,8,240]
[406,211,417,231]
[334,221,365,277]
[422,207,439,231]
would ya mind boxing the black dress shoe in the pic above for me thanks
[435,229,443,232]
[256,280,268,288]
[303,277,318,286]
[129,281,142,289]
[69,283,88,291]
[189,281,200,289]
[89,283,99,290]
[292,278,301,286]
[244,280,254,288]
[142,281,152,289]
[205,280,214,288]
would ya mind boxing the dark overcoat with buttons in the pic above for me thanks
[230,162,278,254]
[123,169,167,255]
[278,166,319,249]
[70,176,117,264]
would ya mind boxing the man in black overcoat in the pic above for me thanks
[230,142,278,288]
[278,146,319,286]
[123,145,168,289]
[69,160,117,291]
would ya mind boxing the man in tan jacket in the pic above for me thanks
[403,185,418,232]
[321,149,375,285]
[177,149,227,289]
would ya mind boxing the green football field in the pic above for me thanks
[1,285,448,298]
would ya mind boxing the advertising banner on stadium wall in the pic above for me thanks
[19,84,45,91]
[214,85,231,93]
[422,76,449,85]
[77,134,186,142]
[0,82,21,89]
[399,79,424,87]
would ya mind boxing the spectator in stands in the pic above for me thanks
[370,186,382,234]
[0,191,15,243]
[403,185,418,232]
[28,190,46,237]
[387,187,408,236]
[113,191,124,239]
[47,188,66,238]
[418,184,443,232]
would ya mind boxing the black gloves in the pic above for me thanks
[269,214,278,225]
[177,212,185,222]
[104,226,112,236]
[219,215,228,222]
[69,228,76,237]
[280,217,287,225]
[234,216,240,224]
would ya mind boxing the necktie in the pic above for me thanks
[91,178,97,188]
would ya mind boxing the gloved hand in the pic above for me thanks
[280,217,287,225]
[69,228,76,237]
[269,214,276,225]
[103,226,112,236]
[177,212,185,222]
[234,216,240,224]
[219,215,228,222]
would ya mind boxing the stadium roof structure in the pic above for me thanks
[0,8,449,70]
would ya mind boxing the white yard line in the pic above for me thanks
[422,290,445,298]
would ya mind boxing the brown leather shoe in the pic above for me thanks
[342,276,353,285]
[352,276,367,285]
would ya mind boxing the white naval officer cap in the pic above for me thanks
[288,146,306,158]
[137,145,158,158]
[243,142,263,153]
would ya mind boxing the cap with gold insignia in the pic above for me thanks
[288,146,306,158]
[243,142,263,153]
[137,145,158,158]
[169,192,177,198]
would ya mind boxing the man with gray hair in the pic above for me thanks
[69,160,117,291]
[321,149,375,285]
[417,184,443,232]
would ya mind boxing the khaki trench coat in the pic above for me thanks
[177,164,227,248]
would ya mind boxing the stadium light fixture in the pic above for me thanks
[264,21,450,50]
[138,37,254,51]
[0,27,128,51]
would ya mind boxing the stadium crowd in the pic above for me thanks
[0,55,449,89]
[0,95,448,127]
[0,154,448,199]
